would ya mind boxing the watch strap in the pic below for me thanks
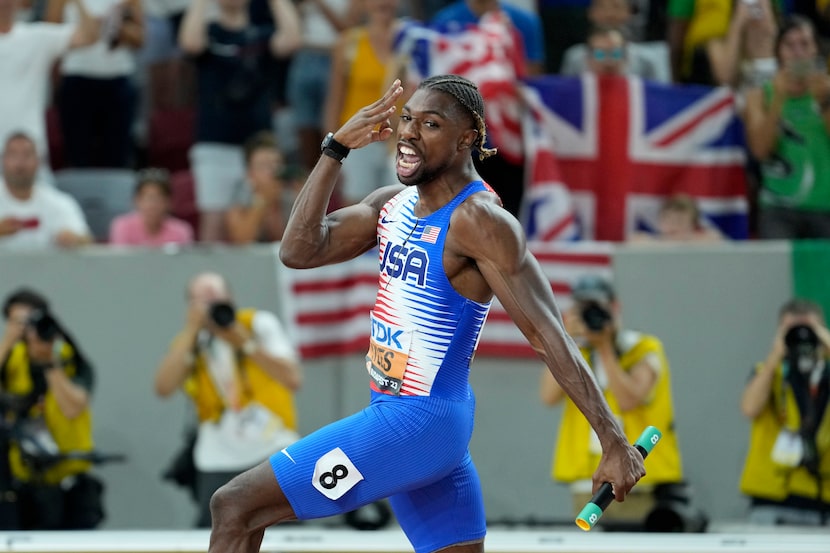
[321,132,350,162]
[322,147,347,163]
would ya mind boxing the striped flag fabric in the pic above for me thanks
[521,74,749,241]
[394,11,526,164]
[282,242,613,360]
[520,83,580,241]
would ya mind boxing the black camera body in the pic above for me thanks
[27,310,60,342]
[785,324,819,357]
[208,302,236,329]
[581,302,612,332]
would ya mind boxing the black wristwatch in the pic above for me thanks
[321,132,350,163]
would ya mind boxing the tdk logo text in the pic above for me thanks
[380,242,428,287]
[371,319,404,349]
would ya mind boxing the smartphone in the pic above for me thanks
[17,217,40,229]
[786,58,823,78]
[742,0,763,18]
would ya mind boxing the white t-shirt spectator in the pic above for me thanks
[0,181,91,250]
[0,23,74,161]
[60,0,136,78]
[299,0,350,49]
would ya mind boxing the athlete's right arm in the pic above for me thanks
[280,80,405,269]
[280,179,401,268]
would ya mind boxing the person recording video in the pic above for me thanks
[739,298,830,526]
[154,271,303,528]
[0,288,102,530]
[539,275,696,530]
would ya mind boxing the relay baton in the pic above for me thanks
[574,425,662,531]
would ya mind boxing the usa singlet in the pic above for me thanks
[270,181,494,553]
[368,180,493,399]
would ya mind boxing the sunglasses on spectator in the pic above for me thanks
[591,47,624,61]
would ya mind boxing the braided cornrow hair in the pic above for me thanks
[418,74,498,161]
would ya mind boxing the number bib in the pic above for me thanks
[312,447,364,500]
[365,314,413,395]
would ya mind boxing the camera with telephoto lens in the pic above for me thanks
[208,302,236,329]
[27,310,60,341]
[784,324,819,357]
[581,302,612,332]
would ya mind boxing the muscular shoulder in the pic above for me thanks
[364,184,406,212]
[448,191,527,267]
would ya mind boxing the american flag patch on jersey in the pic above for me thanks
[419,225,441,244]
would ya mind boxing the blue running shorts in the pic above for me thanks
[270,391,486,552]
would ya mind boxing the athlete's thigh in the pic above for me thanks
[389,453,486,553]
[271,396,473,520]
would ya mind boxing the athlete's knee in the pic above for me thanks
[209,477,248,527]
[209,463,294,530]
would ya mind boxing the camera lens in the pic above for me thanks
[784,324,818,356]
[581,302,611,332]
[209,302,236,328]
[28,310,59,341]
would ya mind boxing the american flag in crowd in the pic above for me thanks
[521,74,749,241]
[281,242,613,360]
[394,11,526,164]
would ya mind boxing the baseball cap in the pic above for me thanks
[570,275,616,304]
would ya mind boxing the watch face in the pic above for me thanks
[321,133,348,159]
[321,133,332,151]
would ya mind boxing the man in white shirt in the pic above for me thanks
[0,0,98,178]
[0,132,93,249]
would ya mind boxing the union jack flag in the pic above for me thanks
[521,74,749,241]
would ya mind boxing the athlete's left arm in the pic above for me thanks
[452,201,644,500]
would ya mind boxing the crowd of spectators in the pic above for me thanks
[1,0,829,246]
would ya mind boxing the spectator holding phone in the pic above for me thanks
[47,0,145,168]
[0,132,92,250]
[224,130,295,245]
[179,0,301,242]
[0,0,98,181]
[743,15,830,238]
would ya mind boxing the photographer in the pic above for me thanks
[539,275,689,530]
[154,271,303,528]
[0,288,101,530]
[739,298,830,525]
